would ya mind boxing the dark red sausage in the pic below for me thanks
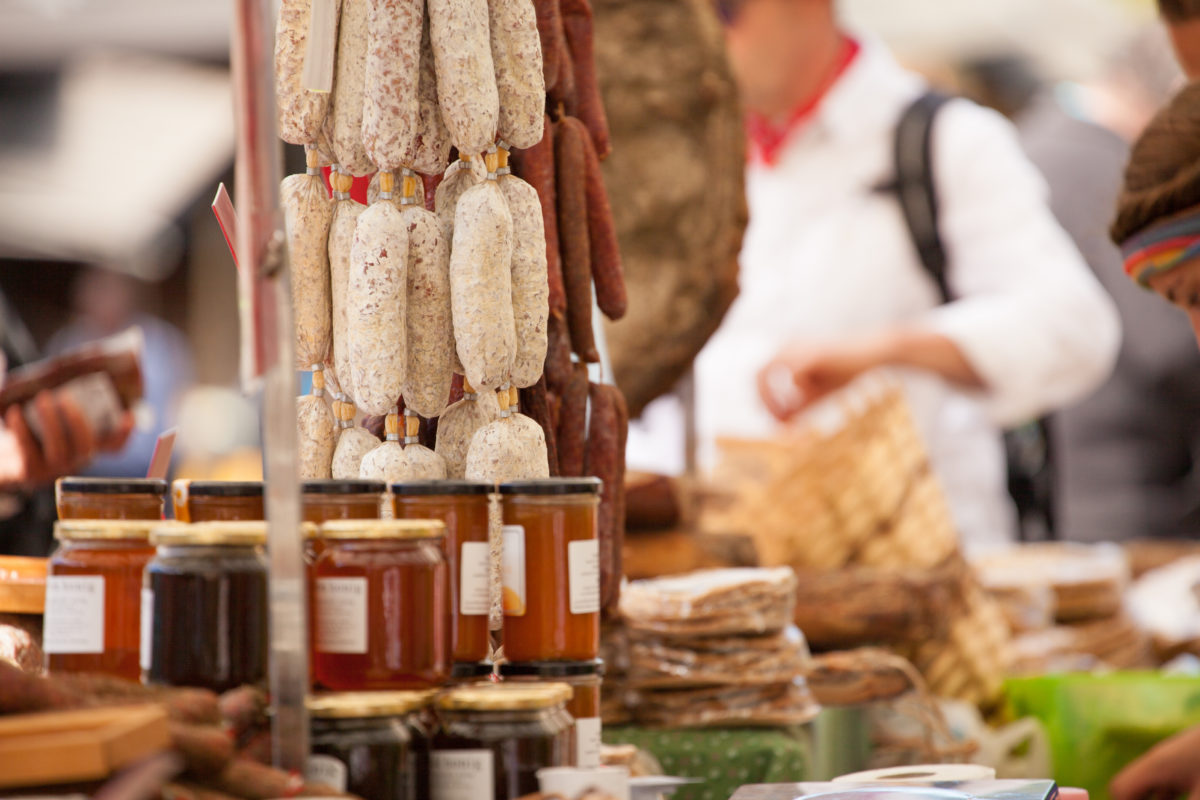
[554,117,598,362]
[556,362,589,476]
[560,0,611,159]
[545,309,573,393]
[520,375,560,476]
[534,0,563,92]
[580,127,626,319]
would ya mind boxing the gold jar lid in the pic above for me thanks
[149,520,313,547]
[54,519,169,542]
[320,519,445,541]
[436,683,573,712]
[307,691,435,718]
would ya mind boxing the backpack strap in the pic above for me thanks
[893,90,953,303]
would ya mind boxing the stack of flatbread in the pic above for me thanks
[615,568,819,727]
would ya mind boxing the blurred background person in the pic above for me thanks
[629,0,1120,552]
[958,30,1199,543]
[46,267,193,479]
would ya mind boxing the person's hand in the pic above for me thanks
[0,390,134,488]
[756,338,886,422]
[1111,725,1200,800]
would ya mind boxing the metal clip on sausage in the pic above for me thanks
[385,412,402,443]
[402,410,421,445]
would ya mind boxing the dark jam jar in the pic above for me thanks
[391,481,492,664]
[143,521,269,692]
[172,480,264,522]
[311,519,450,690]
[45,520,163,681]
[303,480,385,523]
[431,683,573,800]
[55,477,167,520]
[307,691,433,800]
[498,479,602,662]
[499,660,603,767]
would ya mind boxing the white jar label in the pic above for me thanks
[305,754,348,793]
[43,576,105,654]
[315,577,368,653]
[139,587,154,670]
[460,541,490,616]
[576,716,603,768]
[431,750,494,800]
[501,525,526,617]
[568,539,600,614]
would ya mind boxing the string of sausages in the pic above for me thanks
[276,0,628,613]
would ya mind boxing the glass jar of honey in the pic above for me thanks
[44,520,163,680]
[311,519,450,691]
[304,480,385,568]
[307,691,433,800]
[498,479,601,662]
[304,480,385,523]
[173,480,264,522]
[499,660,604,767]
[431,683,573,800]
[143,521,271,692]
[55,477,167,521]
[391,481,491,664]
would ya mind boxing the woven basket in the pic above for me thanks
[699,385,1011,707]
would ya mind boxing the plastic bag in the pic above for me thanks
[1004,672,1200,800]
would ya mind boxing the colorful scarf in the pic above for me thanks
[1121,210,1200,288]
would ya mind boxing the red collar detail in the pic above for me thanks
[746,37,860,166]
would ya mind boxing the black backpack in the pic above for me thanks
[883,91,1056,542]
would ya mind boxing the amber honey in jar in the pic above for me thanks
[143,521,274,692]
[44,520,164,680]
[55,477,167,520]
[172,480,264,522]
[499,660,603,767]
[498,479,601,662]
[431,683,573,800]
[307,691,433,800]
[391,481,491,664]
[304,480,385,567]
[311,519,450,691]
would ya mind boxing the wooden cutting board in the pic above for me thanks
[0,704,170,789]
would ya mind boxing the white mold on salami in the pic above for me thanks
[282,172,334,369]
[333,426,381,479]
[298,394,336,479]
[348,201,408,415]
[331,0,376,175]
[435,389,500,479]
[428,0,500,154]
[362,0,424,171]
[489,0,546,149]
[498,172,549,388]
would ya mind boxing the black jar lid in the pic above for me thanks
[302,480,385,495]
[497,478,602,496]
[57,477,168,496]
[452,661,496,679]
[392,480,492,496]
[175,480,263,497]
[498,659,604,678]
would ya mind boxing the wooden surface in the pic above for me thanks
[0,704,171,789]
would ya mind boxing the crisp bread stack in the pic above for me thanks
[614,568,819,727]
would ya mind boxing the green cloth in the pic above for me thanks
[603,726,810,800]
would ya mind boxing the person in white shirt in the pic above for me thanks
[629,0,1121,550]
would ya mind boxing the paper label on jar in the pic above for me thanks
[431,750,494,800]
[43,576,105,654]
[139,588,154,670]
[315,577,368,653]
[460,541,490,616]
[576,717,603,768]
[501,525,526,617]
[568,538,600,614]
[305,754,348,793]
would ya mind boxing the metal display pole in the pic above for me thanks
[230,0,309,773]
